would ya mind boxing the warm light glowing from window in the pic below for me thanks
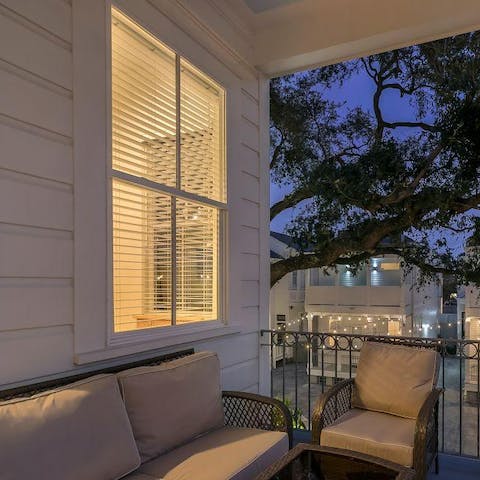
[380,262,400,270]
[111,8,225,332]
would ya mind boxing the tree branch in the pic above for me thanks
[382,120,439,133]
[270,131,285,170]
[366,143,444,211]
[270,186,314,220]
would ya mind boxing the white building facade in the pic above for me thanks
[306,257,442,338]
[462,245,480,398]
[270,233,442,378]
[0,0,478,393]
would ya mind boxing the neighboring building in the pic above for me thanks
[269,232,443,379]
[463,240,480,399]
[270,233,306,363]
[306,258,442,381]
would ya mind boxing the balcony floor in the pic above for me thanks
[434,454,480,479]
[292,431,480,479]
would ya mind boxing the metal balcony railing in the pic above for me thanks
[260,330,480,459]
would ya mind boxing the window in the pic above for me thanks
[309,268,335,286]
[111,8,226,333]
[338,265,366,287]
[370,258,401,286]
[299,271,305,289]
[290,271,298,290]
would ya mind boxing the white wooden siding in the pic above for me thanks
[0,0,266,393]
[0,0,75,386]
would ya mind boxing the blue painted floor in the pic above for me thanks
[432,454,480,479]
[292,430,480,479]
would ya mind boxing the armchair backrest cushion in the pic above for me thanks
[117,351,224,462]
[0,374,140,480]
[352,341,440,419]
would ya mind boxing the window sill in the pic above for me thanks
[74,324,241,365]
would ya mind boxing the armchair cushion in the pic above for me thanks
[320,408,415,466]
[352,341,440,419]
[117,351,224,462]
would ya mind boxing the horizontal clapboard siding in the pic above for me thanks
[0,0,72,44]
[221,357,259,391]
[0,65,72,136]
[0,0,75,387]
[0,325,74,385]
[0,9,71,88]
[0,170,73,230]
[0,224,73,277]
[0,0,266,395]
[0,278,73,331]
[0,119,72,183]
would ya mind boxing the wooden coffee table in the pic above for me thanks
[256,444,415,480]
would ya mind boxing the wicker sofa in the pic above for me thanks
[0,351,292,480]
[312,340,441,480]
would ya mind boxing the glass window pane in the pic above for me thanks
[112,179,172,332]
[180,59,225,202]
[176,200,219,323]
[112,8,177,186]
[339,265,366,286]
[371,258,401,286]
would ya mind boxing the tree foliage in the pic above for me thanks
[270,32,480,287]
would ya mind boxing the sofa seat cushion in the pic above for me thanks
[0,374,140,480]
[320,408,415,467]
[118,351,224,462]
[352,341,440,419]
[137,426,289,480]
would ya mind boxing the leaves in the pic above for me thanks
[270,31,480,287]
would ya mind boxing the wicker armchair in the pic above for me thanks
[223,391,293,448]
[311,342,441,480]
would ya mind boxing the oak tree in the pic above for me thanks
[270,32,480,287]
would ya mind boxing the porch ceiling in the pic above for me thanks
[243,0,302,14]
[226,0,480,77]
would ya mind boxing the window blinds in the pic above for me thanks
[180,60,225,202]
[111,8,225,333]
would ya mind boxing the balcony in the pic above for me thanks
[305,285,405,315]
[261,330,480,478]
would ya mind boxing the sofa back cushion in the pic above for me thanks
[351,341,440,419]
[117,351,224,462]
[0,374,140,480]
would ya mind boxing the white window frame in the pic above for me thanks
[73,0,237,364]
[107,8,227,344]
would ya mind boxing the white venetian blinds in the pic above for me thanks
[112,11,176,186]
[111,8,225,333]
[181,60,225,202]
